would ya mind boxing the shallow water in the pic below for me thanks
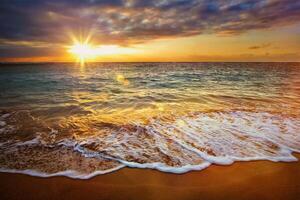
[0,62,299,178]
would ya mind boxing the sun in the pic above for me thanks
[67,34,138,65]
[69,42,95,66]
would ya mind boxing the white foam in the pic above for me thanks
[0,121,6,127]
[76,111,299,172]
[0,113,10,119]
[117,160,211,173]
[1,111,299,179]
[0,164,125,179]
[15,138,40,146]
[57,139,78,147]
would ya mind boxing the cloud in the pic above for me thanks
[248,43,271,50]
[0,0,299,57]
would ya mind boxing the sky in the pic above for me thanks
[0,0,299,62]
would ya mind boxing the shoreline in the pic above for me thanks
[1,154,300,200]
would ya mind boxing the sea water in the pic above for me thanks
[0,62,299,178]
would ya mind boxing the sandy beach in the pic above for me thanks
[1,154,299,200]
[1,0,300,199]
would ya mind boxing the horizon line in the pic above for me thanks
[1,61,300,65]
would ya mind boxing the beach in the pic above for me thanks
[0,63,299,200]
[1,154,300,200]
[1,1,300,199]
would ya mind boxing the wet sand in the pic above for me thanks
[0,154,300,200]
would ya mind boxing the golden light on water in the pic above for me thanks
[116,74,130,86]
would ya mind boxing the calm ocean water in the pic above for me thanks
[0,62,299,178]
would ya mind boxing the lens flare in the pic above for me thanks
[116,74,130,85]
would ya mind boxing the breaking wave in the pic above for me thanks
[0,110,299,179]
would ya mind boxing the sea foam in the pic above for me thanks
[0,111,299,179]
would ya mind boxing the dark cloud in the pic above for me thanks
[0,0,299,57]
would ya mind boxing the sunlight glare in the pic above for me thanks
[68,35,139,66]
[69,42,95,66]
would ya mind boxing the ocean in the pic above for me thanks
[0,62,299,179]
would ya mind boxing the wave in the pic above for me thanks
[0,110,299,179]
